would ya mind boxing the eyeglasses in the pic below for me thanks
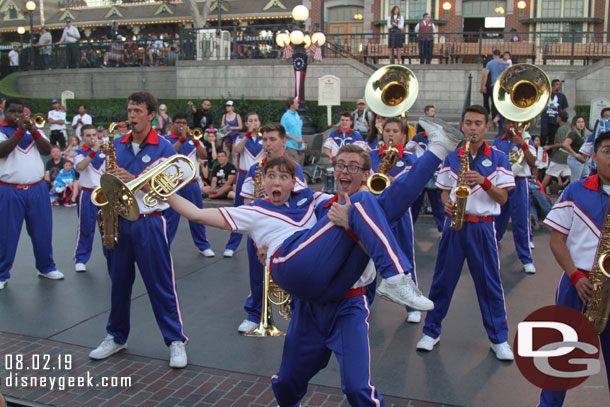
[334,163,363,174]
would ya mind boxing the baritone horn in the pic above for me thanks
[493,64,550,170]
[98,155,195,221]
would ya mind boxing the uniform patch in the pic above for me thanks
[396,161,405,167]
[142,155,151,163]
[188,140,194,145]
[99,153,106,159]
[297,198,307,206]
[482,159,492,167]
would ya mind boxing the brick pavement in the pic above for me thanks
[0,332,455,407]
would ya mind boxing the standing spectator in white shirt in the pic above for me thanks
[57,19,80,68]
[47,99,67,148]
[36,26,53,70]
[71,104,92,140]
[8,47,19,73]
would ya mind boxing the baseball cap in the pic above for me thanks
[225,100,234,106]
[51,99,59,104]
[96,125,105,132]
[66,19,71,23]
[357,98,365,105]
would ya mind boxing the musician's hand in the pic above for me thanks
[23,117,35,133]
[575,277,594,303]
[108,168,136,183]
[329,193,351,230]
[464,170,485,187]
[93,138,104,152]
[257,246,268,266]
[443,199,454,216]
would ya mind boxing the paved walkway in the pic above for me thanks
[0,332,449,407]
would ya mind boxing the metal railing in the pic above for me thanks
[4,29,609,76]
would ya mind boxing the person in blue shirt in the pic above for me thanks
[480,50,508,119]
[50,159,77,206]
[280,97,305,165]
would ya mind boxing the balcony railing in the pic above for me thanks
[4,29,609,76]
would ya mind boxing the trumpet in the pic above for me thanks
[188,128,203,140]
[23,113,46,129]
[96,155,195,221]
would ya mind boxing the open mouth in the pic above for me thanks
[271,190,282,202]
[338,177,352,189]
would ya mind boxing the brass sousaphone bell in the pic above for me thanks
[364,65,419,194]
[493,64,551,172]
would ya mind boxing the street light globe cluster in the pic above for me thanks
[276,6,326,49]
[25,0,36,11]
[17,26,25,35]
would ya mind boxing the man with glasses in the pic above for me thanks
[271,118,463,405]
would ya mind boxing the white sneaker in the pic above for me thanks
[75,263,87,272]
[38,270,64,280]
[523,263,536,274]
[407,311,422,323]
[238,319,258,334]
[199,248,215,257]
[169,341,188,368]
[416,334,440,351]
[376,274,434,311]
[419,117,464,157]
[0,280,6,290]
[89,335,127,360]
[491,341,514,361]
[529,241,535,249]
[223,249,234,257]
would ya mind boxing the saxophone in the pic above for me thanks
[450,138,471,231]
[245,153,292,337]
[584,200,610,334]
[95,138,119,249]
[366,140,399,195]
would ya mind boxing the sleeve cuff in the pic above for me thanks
[88,150,96,159]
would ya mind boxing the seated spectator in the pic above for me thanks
[123,41,138,65]
[63,135,81,160]
[165,45,179,66]
[529,176,552,230]
[45,146,66,189]
[103,37,124,67]
[201,150,236,199]
[147,34,165,66]
[50,160,78,207]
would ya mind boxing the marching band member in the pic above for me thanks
[73,124,106,272]
[163,112,214,257]
[416,105,516,361]
[224,112,264,258]
[408,129,446,232]
[492,118,537,274]
[369,117,421,323]
[0,98,63,291]
[538,131,610,406]
[236,123,306,334]
[166,155,432,310]
[88,92,189,368]
[323,111,368,159]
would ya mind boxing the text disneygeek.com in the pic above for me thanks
[2,372,132,391]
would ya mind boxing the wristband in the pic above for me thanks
[569,270,586,286]
[88,150,96,159]
[521,143,529,151]
[178,136,187,144]
[14,130,24,140]
[482,177,492,191]
[193,139,201,147]
[245,131,252,139]
[32,130,42,141]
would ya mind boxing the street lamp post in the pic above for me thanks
[26,1,37,70]
[276,5,326,134]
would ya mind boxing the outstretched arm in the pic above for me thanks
[167,194,230,230]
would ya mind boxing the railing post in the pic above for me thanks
[478,29,483,64]
[570,29,575,66]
